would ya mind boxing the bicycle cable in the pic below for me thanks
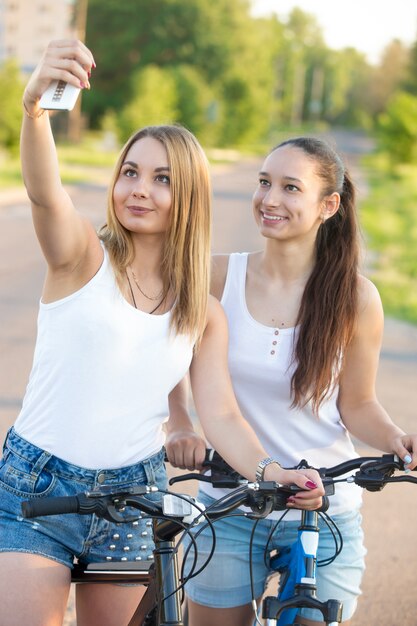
[179,483,262,599]
[248,516,264,626]
[263,509,290,568]
[180,510,249,585]
[316,511,343,566]
[139,489,206,621]
[179,485,250,587]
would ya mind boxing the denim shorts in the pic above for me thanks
[184,491,367,622]
[0,428,167,568]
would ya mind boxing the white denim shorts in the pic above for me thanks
[184,490,367,622]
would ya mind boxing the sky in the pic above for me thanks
[251,0,417,64]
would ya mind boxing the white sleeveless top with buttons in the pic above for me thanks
[14,246,194,469]
[201,253,362,518]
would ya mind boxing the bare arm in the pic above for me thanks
[210,254,229,299]
[21,40,100,277]
[165,254,230,468]
[166,377,207,470]
[338,277,417,468]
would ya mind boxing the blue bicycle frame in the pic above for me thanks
[262,509,343,626]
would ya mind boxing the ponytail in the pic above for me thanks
[275,138,360,413]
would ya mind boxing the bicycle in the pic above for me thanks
[21,451,417,626]
[20,450,276,626]
[175,451,417,625]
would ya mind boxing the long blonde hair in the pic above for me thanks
[99,125,211,346]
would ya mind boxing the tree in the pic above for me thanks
[85,0,254,125]
[0,61,25,151]
[117,65,178,139]
[367,40,410,117]
[170,64,219,144]
[404,31,417,95]
[377,91,417,163]
[321,48,372,127]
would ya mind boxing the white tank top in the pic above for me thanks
[201,253,362,518]
[14,246,194,469]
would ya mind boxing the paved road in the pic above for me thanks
[0,132,416,625]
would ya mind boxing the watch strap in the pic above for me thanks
[255,457,281,481]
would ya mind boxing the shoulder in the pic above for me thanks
[193,295,228,358]
[207,293,228,324]
[203,294,230,339]
[210,254,231,300]
[355,274,384,336]
[357,274,383,315]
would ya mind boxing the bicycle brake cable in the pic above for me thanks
[317,511,343,566]
[249,517,265,626]
[263,509,289,568]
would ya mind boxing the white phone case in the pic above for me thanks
[39,81,81,111]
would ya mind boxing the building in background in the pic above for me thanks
[0,0,75,74]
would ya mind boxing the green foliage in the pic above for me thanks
[85,0,253,124]
[83,0,410,143]
[404,38,417,95]
[0,61,25,151]
[361,157,417,323]
[377,91,417,163]
[170,64,219,144]
[117,65,178,139]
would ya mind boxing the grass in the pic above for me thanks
[0,133,258,188]
[0,132,119,190]
[360,153,417,324]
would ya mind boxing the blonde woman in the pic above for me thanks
[0,41,323,626]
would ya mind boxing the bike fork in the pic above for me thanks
[262,510,343,626]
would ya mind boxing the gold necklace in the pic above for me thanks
[126,271,165,314]
[129,266,164,301]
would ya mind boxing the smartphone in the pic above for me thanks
[39,80,81,111]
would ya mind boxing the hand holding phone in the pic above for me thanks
[39,80,81,111]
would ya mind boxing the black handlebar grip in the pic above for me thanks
[21,495,80,519]
[318,496,330,513]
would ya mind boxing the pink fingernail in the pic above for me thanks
[80,81,85,89]
[305,480,318,489]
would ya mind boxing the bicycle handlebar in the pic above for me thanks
[21,484,159,522]
[21,480,283,524]
[169,450,417,495]
[21,451,417,524]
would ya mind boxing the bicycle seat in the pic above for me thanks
[71,560,153,583]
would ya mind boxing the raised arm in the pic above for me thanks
[338,276,417,469]
[21,40,100,278]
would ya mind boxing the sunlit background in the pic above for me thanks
[0,0,417,322]
[1,7,417,624]
[252,0,417,64]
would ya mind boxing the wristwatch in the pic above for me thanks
[256,457,281,482]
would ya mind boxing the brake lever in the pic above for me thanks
[168,472,209,486]
[169,471,243,489]
[384,475,417,485]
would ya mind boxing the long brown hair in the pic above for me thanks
[275,137,360,413]
[99,125,211,345]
